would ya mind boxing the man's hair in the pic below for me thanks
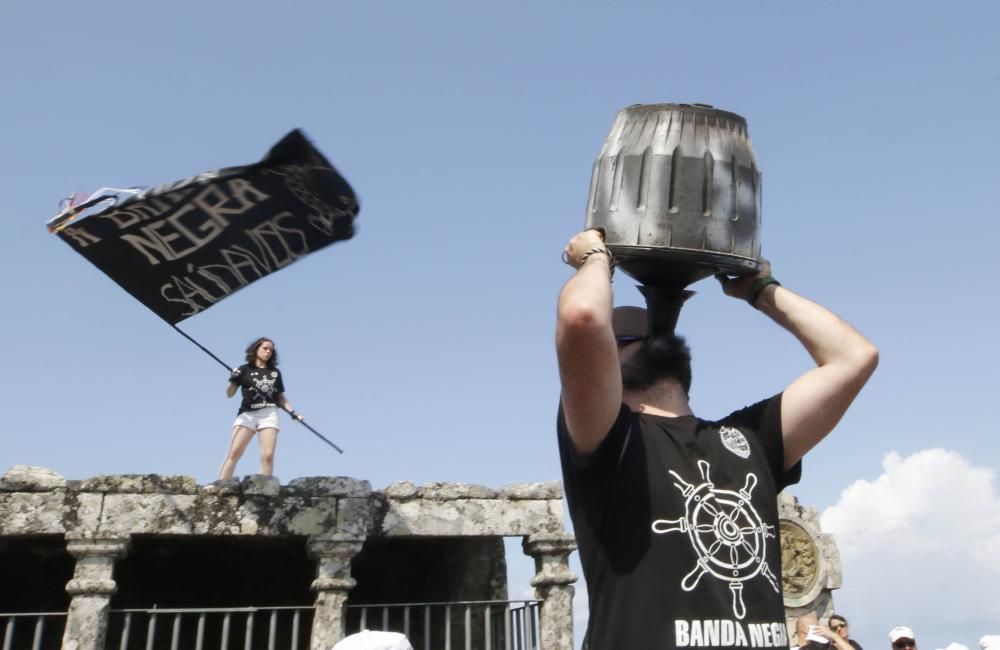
[244,337,279,368]
[829,615,847,626]
[795,614,818,639]
[621,333,692,394]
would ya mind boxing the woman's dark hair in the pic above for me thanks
[244,337,279,367]
[621,333,692,395]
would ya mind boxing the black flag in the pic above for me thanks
[50,130,358,324]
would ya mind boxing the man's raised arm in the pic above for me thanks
[557,229,622,456]
[718,262,879,470]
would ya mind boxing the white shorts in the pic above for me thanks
[233,408,280,432]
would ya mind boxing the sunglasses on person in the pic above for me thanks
[616,336,644,349]
[831,623,847,632]
[893,640,915,649]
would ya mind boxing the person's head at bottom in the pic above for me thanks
[829,615,851,641]
[889,626,917,650]
[332,630,412,650]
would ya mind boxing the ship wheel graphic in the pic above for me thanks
[651,459,779,619]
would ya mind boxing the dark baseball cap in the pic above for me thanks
[612,306,647,339]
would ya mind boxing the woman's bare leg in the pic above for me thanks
[258,428,278,476]
[219,426,256,479]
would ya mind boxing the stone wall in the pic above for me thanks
[0,467,565,540]
[0,465,576,650]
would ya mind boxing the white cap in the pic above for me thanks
[890,627,916,643]
[332,630,413,650]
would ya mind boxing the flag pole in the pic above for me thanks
[171,324,344,454]
[171,324,232,371]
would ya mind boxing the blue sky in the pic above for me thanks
[2,1,998,648]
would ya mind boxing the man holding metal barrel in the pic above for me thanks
[555,225,877,650]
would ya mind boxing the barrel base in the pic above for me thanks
[611,246,761,290]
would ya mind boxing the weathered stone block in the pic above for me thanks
[199,478,241,495]
[188,494,243,534]
[381,480,418,499]
[336,497,372,537]
[99,494,199,534]
[283,498,339,535]
[79,474,199,494]
[235,499,268,534]
[380,498,563,536]
[499,481,563,500]
[0,465,66,492]
[241,474,281,496]
[286,476,371,497]
[65,493,104,533]
[418,482,497,499]
[0,492,69,533]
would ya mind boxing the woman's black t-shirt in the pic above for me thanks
[232,364,285,414]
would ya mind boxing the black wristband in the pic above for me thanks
[747,275,780,308]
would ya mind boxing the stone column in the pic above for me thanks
[308,534,366,650]
[778,493,843,639]
[523,533,578,650]
[61,533,130,650]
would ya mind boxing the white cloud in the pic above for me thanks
[820,449,1000,649]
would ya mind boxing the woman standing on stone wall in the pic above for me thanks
[218,337,303,479]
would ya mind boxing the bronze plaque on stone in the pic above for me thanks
[779,520,820,598]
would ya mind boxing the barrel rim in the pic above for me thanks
[621,102,747,127]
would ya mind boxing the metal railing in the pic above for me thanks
[345,600,541,650]
[0,612,67,650]
[6,599,541,650]
[107,605,313,650]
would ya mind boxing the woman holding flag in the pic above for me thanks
[218,337,303,479]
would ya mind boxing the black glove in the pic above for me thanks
[229,368,242,383]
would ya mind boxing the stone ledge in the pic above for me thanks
[1,469,569,542]
[380,498,564,536]
[78,474,199,495]
[380,482,563,501]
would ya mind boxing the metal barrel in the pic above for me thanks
[585,103,763,288]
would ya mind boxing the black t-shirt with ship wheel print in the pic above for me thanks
[232,364,285,414]
[557,394,801,650]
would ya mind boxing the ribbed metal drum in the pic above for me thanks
[585,103,763,288]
